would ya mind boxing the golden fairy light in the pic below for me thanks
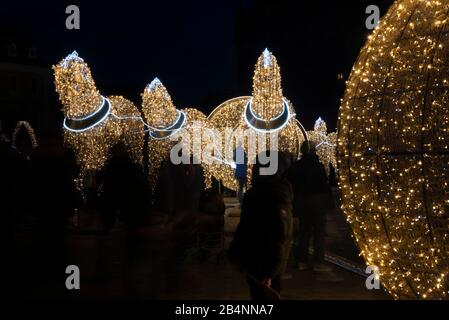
[53,51,144,188]
[307,117,336,175]
[142,78,179,129]
[12,121,39,149]
[338,0,449,299]
[252,49,284,120]
[142,78,212,190]
[207,49,307,191]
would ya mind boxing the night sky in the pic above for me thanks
[1,0,392,131]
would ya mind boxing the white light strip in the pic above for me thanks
[149,110,187,140]
[316,141,337,148]
[63,96,111,133]
[63,97,189,134]
[244,98,292,133]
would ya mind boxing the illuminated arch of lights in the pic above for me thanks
[207,49,309,191]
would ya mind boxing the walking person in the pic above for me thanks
[229,151,293,300]
[233,143,248,206]
[287,141,334,272]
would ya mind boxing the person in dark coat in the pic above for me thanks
[28,145,79,295]
[0,130,22,297]
[287,141,334,271]
[100,143,151,228]
[233,144,248,206]
[173,156,204,213]
[229,151,293,300]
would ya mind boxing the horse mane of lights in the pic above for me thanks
[207,49,309,191]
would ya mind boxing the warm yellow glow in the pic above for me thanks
[252,49,284,120]
[307,118,336,175]
[142,78,179,129]
[207,49,307,191]
[53,51,144,189]
[338,0,449,299]
[142,79,212,190]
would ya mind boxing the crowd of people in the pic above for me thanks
[2,125,79,296]
[1,122,225,297]
[229,141,335,300]
[2,121,335,300]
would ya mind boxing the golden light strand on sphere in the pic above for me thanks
[338,0,449,299]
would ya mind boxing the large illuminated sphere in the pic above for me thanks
[338,0,449,299]
[208,49,307,191]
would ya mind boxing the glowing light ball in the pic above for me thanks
[53,51,144,188]
[338,0,449,299]
[141,78,212,189]
[207,49,307,191]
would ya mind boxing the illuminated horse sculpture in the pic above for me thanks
[207,49,308,191]
[141,78,212,190]
[53,51,144,188]
[307,117,337,176]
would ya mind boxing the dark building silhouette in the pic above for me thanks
[0,30,52,135]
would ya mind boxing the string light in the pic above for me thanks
[207,49,307,191]
[338,0,449,299]
[53,51,144,190]
[12,121,39,149]
[307,117,337,175]
[142,78,212,189]
[252,48,284,120]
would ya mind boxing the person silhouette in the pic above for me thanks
[287,141,334,272]
[229,151,293,300]
[233,143,248,206]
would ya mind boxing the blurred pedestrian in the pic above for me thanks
[99,143,151,255]
[233,143,248,206]
[28,145,78,295]
[287,141,334,272]
[0,123,22,296]
[229,151,293,300]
